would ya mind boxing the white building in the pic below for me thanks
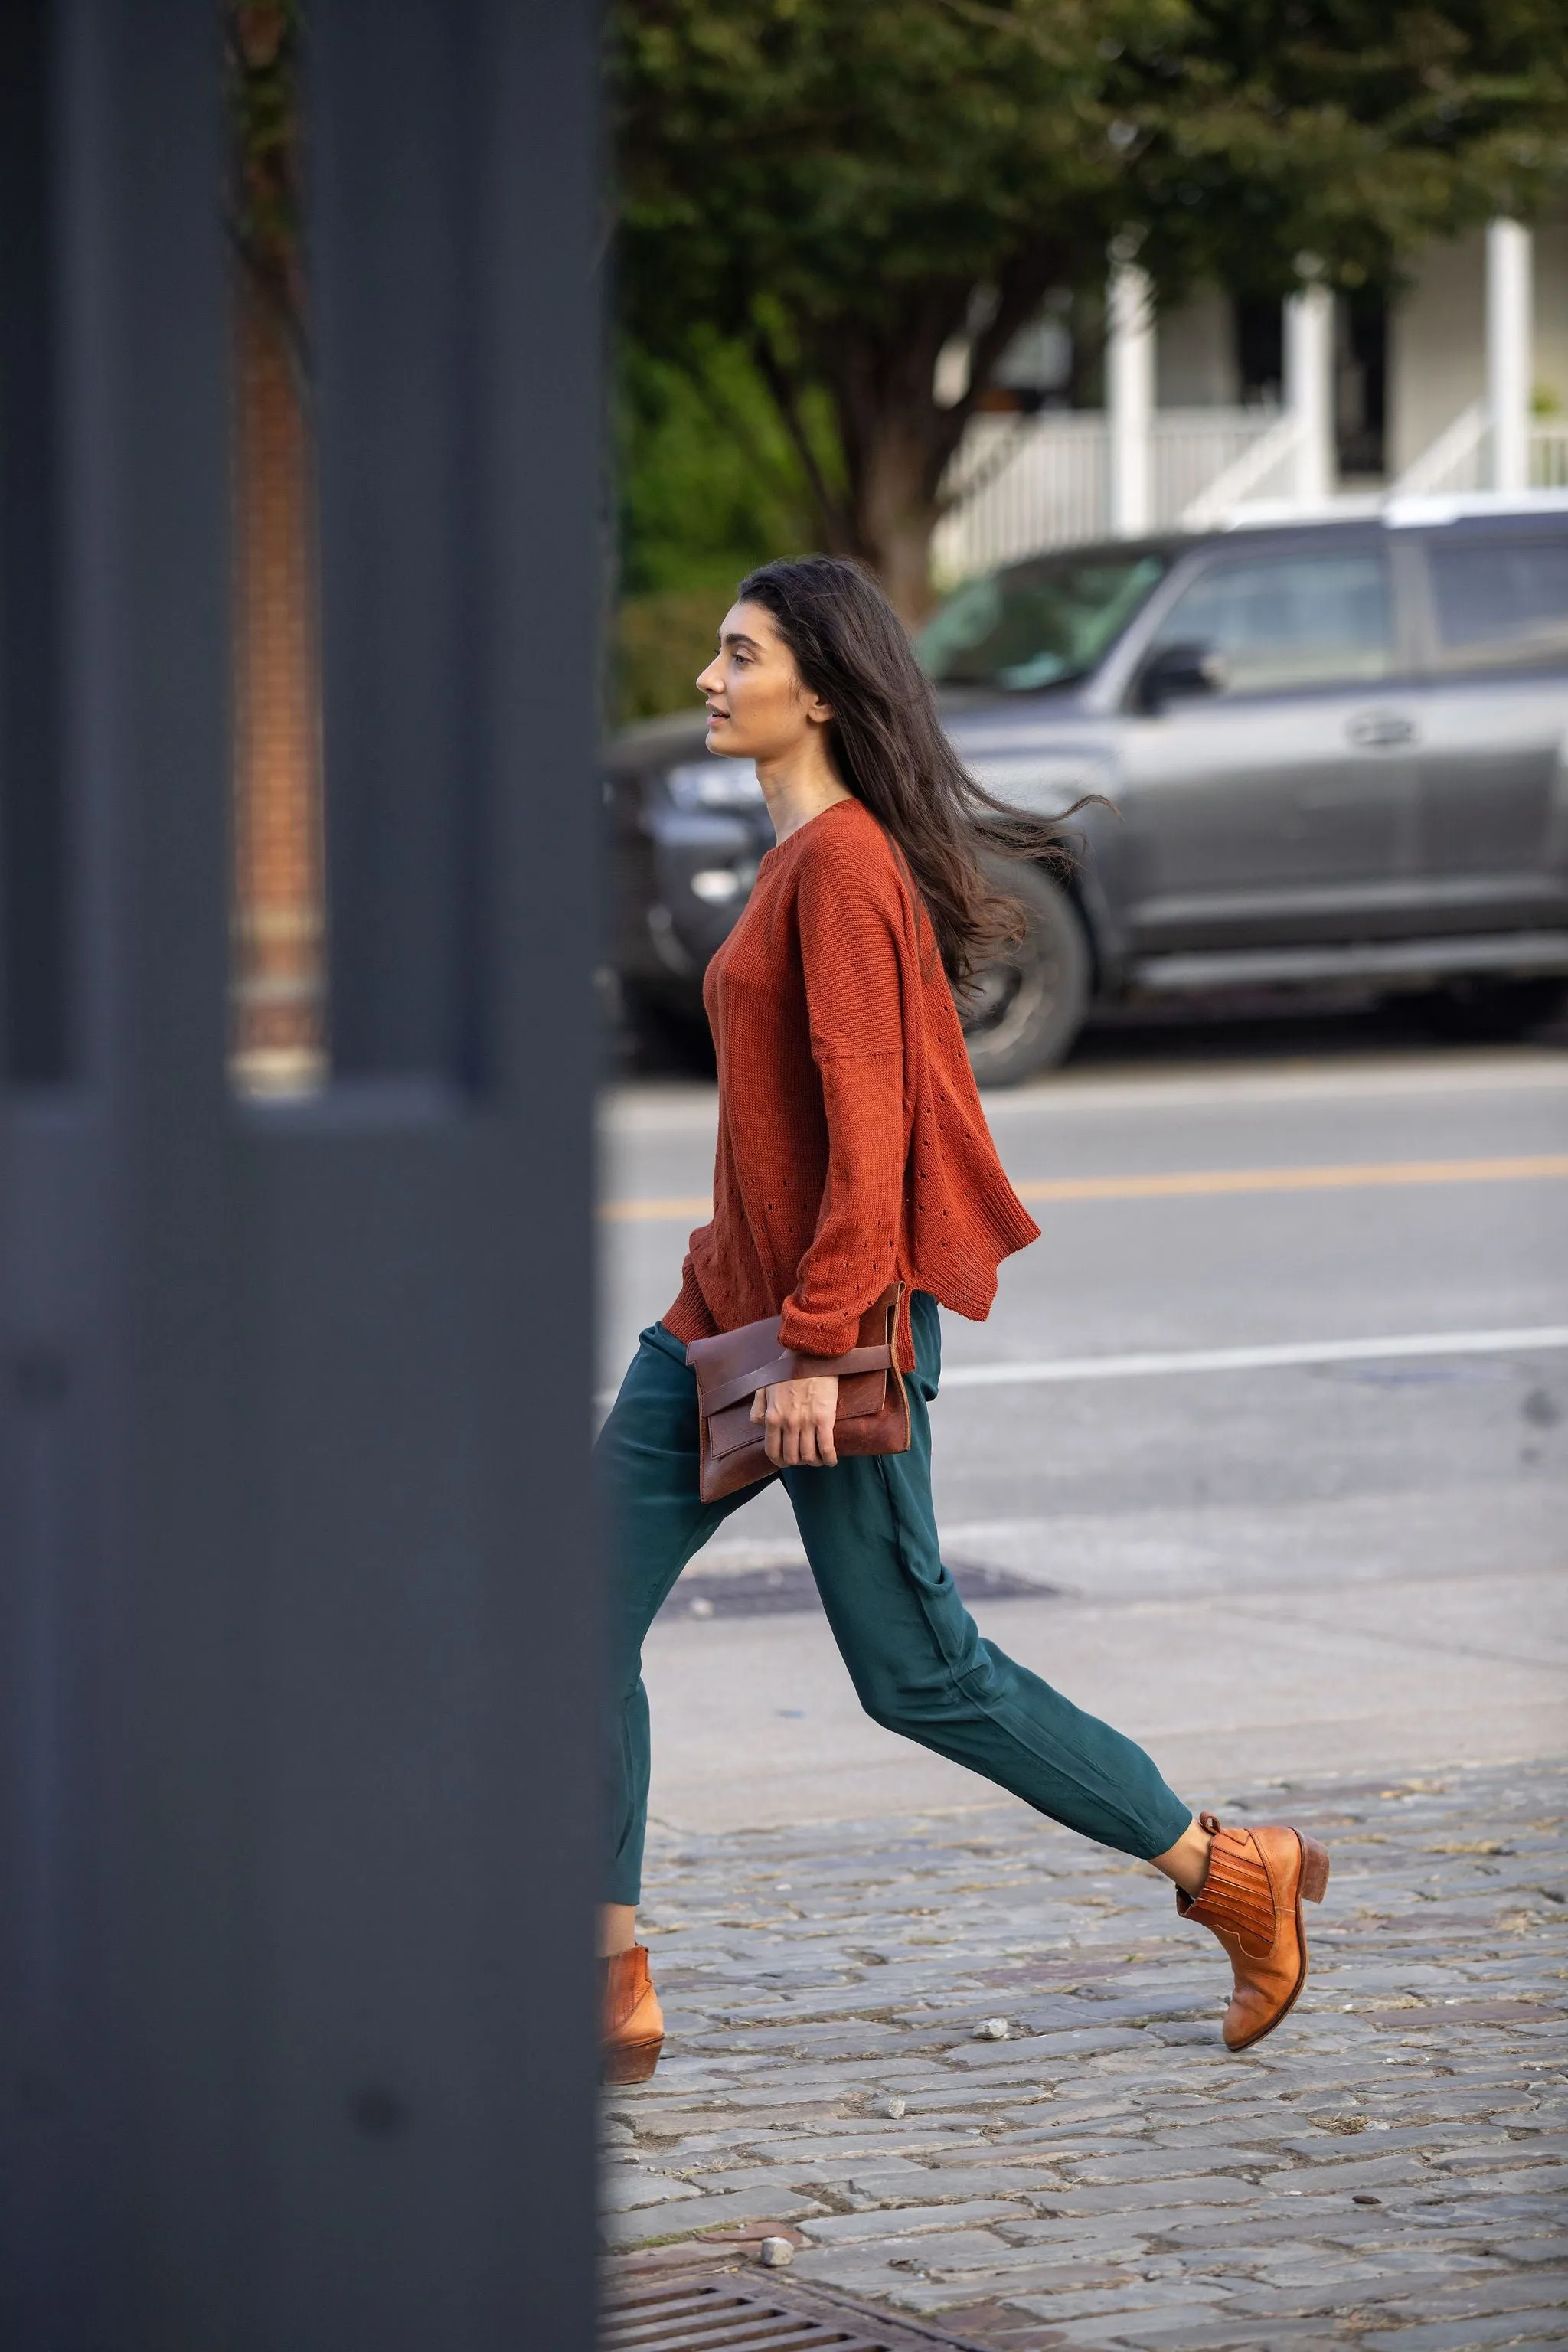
[934,213,1568,580]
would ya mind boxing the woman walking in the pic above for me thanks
[597,557,1328,2085]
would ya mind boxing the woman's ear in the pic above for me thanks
[805,691,835,728]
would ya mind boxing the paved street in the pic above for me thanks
[598,1037,1568,2344]
[605,1759,1567,2349]
[600,1044,1568,1824]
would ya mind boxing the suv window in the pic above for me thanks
[1426,532,1568,674]
[917,553,1166,691]
[1148,550,1392,697]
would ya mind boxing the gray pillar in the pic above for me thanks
[0,2,603,2345]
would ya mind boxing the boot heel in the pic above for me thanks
[603,2036,662,2086]
[1298,1835,1330,1903]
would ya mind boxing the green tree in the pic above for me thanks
[225,2,306,354]
[613,334,827,717]
[616,0,1568,617]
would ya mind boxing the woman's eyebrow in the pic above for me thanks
[720,629,763,653]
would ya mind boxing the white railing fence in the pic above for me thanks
[1391,405,1568,498]
[1180,411,1302,528]
[1533,420,1568,488]
[933,406,1282,582]
[1160,409,1288,524]
[933,400,1568,584]
[1390,400,1489,496]
[933,413,1107,580]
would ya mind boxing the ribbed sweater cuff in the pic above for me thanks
[777,1302,861,1360]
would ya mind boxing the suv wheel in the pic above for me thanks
[961,863,1090,1087]
[1419,975,1568,1044]
[618,983,717,1076]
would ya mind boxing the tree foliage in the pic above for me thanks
[613,338,824,720]
[617,337,820,599]
[225,1,307,351]
[616,0,1568,614]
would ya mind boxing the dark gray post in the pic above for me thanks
[0,2,603,2345]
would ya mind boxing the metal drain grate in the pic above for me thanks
[602,2266,991,2351]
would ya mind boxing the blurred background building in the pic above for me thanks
[612,5,1568,723]
[211,7,1568,1122]
[219,8,1568,1080]
[935,215,1568,583]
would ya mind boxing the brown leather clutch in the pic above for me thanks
[685,1284,910,1503]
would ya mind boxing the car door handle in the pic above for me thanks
[1346,710,1417,750]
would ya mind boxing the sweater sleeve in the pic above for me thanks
[776,826,909,1358]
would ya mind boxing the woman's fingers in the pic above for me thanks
[764,1389,796,1466]
[760,1375,839,1468]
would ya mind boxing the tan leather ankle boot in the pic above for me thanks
[1178,1812,1330,2051]
[601,1944,664,2085]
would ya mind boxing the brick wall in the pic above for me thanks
[230,270,326,1092]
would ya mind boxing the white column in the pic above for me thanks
[1487,218,1533,493]
[1284,283,1334,507]
[1106,260,1155,535]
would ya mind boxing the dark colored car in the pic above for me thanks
[605,496,1568,1083]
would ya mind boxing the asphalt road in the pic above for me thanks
[597,1041,1568,1836]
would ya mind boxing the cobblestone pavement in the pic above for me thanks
[602,1759,1568,2348]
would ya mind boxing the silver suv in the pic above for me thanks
[605,496,1568,1083]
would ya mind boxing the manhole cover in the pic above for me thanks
[660,1560,1058,1622]
[603,2264,993,2350]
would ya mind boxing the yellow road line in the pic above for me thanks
[599,1194,715,1223]
[599,1155,1568,1222]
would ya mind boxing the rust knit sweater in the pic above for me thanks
[662,796,1040,1371]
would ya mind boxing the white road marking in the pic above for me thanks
[940,1326,1568,1388]
[596,1325,1568,1410]
[978,1050,1568,1117]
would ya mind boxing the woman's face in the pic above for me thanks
[697,601,831,763]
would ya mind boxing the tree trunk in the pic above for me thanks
[823,343,969,623]
[850,423,946,624]
[811,262,1068,624]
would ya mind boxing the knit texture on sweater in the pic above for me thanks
[663,797,1040,1368]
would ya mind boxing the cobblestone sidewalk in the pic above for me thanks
[602,1760,1568,2348]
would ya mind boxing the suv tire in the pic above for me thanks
[961,861,1090,1087]
[619,982,717,1077]
[1419,975,1568,1044]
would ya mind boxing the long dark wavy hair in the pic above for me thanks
[736,556,1087,993]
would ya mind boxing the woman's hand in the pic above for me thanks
[751,1375,839,1468]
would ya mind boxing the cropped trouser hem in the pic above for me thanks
[597,1295,1192,1906]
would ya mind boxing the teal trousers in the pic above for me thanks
[599,1292,1191,1905]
